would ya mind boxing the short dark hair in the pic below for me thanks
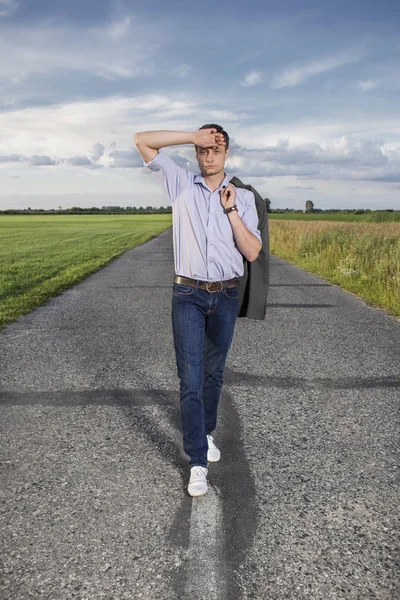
[197,123,229,150]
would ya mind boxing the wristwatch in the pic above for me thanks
[224,204,238,215]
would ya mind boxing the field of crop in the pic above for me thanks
[0,214,172,329]
[268,211,400,222]
[269,220,400,317]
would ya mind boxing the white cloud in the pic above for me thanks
[241,71,262,87]
[30,155,59,166]
[0,94,251,160]
[69,156,95,167]
[90,16,132,41]
[109,148,143,168]
[272,51,359,88]
[91,143,105,163]
[234,115,400,149]
[207,110,251,121]
[0,0,18,17]
[225,136,400,182]
[69,156,102,169]
[357,79,379,91]
[165,149,193,170]
[1,92,400,207]
[0,153,25,163]
[0,14,160,93]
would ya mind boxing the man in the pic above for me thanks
[134,125,262,496]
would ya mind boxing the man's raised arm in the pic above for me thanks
[133,129,226,163]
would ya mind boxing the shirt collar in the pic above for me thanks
[194,172,230,191]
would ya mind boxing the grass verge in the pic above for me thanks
[269,220,400,317]
[268,211,400,222]
[0,214,172,330]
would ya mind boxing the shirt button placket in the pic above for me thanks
[207,193,215,280]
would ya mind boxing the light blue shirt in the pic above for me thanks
[144,150,262,282]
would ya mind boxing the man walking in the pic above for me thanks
[134,125,261,496]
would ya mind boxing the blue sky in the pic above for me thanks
[1,0,400,210]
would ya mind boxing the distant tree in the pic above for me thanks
[305,200,314,212]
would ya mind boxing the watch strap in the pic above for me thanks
[224,204,238,215]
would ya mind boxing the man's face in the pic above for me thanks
[196,145,229,177]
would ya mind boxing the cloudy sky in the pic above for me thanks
[1,0,400,210]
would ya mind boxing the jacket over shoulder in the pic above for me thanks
[230,176,270,320]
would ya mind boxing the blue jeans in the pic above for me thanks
[171,282,239,468]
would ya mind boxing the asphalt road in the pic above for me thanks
[1,228,399,600]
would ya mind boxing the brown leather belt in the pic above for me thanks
[174,275,239,293]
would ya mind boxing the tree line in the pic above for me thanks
[0,201,398,216]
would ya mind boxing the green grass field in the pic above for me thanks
[0,214,172,330]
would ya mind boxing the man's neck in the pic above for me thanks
[203,172,226,192]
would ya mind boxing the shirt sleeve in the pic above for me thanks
[241,191,262,245]
[144,150,192,203]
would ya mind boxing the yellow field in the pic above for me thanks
[269,220,400,316]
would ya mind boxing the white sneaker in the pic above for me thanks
[188,466,208,497]
[207,435,221,462]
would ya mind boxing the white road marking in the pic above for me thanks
[139,405,226,595]
[185,485,226,599]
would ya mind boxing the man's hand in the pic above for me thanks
[221,183,261,261]
[220,183,236,211]
[193,128,226,149]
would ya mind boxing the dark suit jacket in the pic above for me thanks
[230,177,270,320]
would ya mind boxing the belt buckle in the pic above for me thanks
[206,281,223,293]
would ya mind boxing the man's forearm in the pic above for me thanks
[228,212,262,262]
[134,130,194,150]
[134,128,226,163]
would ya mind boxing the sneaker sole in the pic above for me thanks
[188,487,208,497]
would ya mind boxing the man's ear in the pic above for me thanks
[225,148,230,160]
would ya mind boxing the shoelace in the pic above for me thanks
[191,466,207,483]
[207,435,216,449]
